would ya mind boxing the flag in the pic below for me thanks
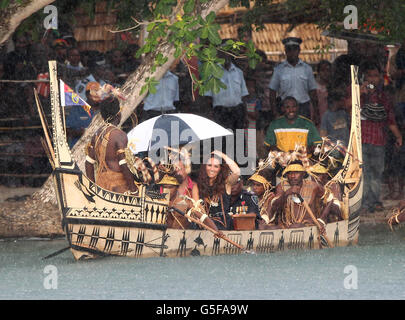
[60,79,92,117]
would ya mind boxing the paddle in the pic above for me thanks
[168,207,251,252]
[34,88,56,167]
[295,194,334,248]
[42,246,71,260]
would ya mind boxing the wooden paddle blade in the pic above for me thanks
[168,207,246,251]
[42,246,70,260]
[40,137,55,169]
[34,87,56,163]
[320,235,330,248]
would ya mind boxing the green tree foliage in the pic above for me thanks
[129,0,262,96]
[287,0,405,43]
[10,0,262,96]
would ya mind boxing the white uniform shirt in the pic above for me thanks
[268,59,317,104]
[204,63,248,107]
[143,71,179,111]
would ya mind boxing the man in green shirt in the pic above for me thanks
[264,96,322,153]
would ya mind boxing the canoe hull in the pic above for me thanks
[43,61,363,261]
[67,219,350,260]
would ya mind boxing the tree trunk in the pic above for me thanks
[34,0,229,205]
[0,0,55,47]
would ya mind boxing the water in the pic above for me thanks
[1,224,405,300]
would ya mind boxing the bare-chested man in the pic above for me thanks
[310,163,344,225]
[270,162,324,228]
[85,97,137,193]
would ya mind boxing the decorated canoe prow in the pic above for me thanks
[41,61,362,260]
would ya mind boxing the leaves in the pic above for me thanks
[132,1,256,98]
[0,0,10,9]
[199,46,225,82]
[200,60,224,81]
[151,52,169,73]
[140,77,160,96]
[205,77,227,95]
[183,0,195,14]
[293,0,405,43]
[154,0,178,16]
[199,12,222,45]
[245,40,261,70]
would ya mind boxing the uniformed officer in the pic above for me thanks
[228,178,262,229]
[268,37,319,124]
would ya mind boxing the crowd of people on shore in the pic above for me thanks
[2,26,405,228]
[0,29,143,187]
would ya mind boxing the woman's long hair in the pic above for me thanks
[197,154,230,200]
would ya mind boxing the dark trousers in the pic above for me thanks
[212,104,246,132]
[362,143,385,210]
[298,101,311,119]
[212,104,246,161]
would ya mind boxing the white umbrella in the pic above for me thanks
[127,113,233,154]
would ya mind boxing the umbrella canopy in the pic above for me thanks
[127,113,233,154]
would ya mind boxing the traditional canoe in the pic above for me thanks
[43,61,363,260]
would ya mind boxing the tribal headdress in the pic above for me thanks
[307,162,331,177]
[87,82,127,104]
[282,163,307,176]
[248,171,273,191]
[248,167,275,220]
[261,144,312,171]
[158,146,192,175]
[157,174,180,186]
[313,137,345,170]
[124,148,160,185]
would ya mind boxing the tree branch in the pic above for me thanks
[0,0,55,46]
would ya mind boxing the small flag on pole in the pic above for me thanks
[60,79,92,117]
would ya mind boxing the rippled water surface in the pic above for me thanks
[1,224,405,300]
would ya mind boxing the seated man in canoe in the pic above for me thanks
[228,177,262,229]
[158,173,220,232]
[85,96,138,194]
[248,168,277,229]
[269,161,324,228]
[309,163,345,225]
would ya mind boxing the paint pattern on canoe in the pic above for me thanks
[66,219,349,259]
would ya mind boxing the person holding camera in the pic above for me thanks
[359,61,403,215]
